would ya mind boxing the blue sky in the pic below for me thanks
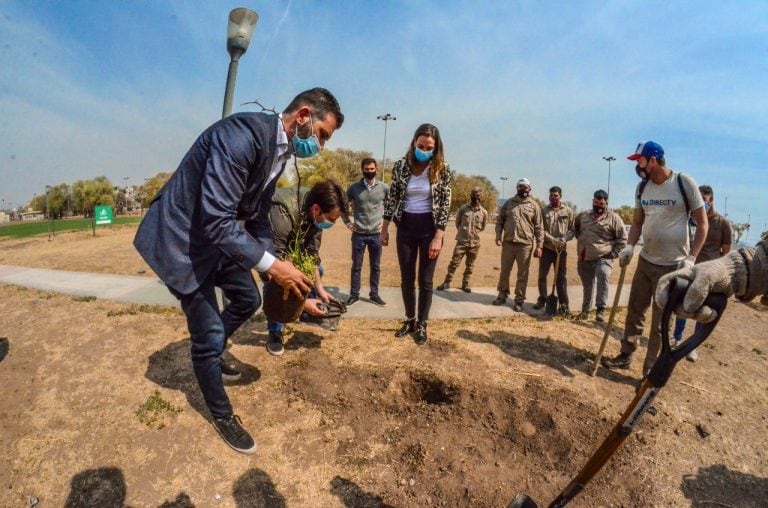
[1,1,766,239]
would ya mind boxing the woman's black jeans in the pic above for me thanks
[396,212,439,322]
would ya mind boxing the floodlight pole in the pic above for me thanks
[603,156,615,199]
[500,177,508,201]
[222,8,259,118]
[377,113,396,181]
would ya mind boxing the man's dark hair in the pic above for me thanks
[656,156,666,167]
[285,88,344,128]
[699,185,713,196]
[593,189,609,201]
[549,186,562,195]
[302,179,349,219]
[360,157,377,170]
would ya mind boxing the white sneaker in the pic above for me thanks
[686,348,699,362]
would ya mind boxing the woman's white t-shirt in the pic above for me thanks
[403,170,432,214]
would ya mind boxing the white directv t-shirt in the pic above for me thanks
[636,172,704,266]
[403,170,432,214]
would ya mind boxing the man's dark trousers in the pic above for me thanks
[349,232,382,298]
[169,258,261,419]
[537,247,568,306]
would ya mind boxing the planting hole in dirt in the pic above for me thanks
[406,371,459,405]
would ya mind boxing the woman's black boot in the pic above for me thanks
[395,319,416,338]
[414,321,428,345]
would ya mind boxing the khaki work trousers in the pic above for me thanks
[443,242,480,286]
[621,256,678,374]
[496,242,533,304]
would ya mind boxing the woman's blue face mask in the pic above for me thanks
[414,147,433,162]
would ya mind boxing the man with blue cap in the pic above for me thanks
[602,141,709,375]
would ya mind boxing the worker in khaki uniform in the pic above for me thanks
[574,189,627,321]
[437,187,489,292]
[493,178,543,312]
[533,185,575,316]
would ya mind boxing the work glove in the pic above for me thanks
[556,238,567,251]
[656,250,747,323]
[678,255,696,270]
[618,245,635,267]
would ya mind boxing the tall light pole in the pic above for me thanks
[377,113,396,182]
[602,156,615,198]
[222,8,259,119]
[500,176,508,201]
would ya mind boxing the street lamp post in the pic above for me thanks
[377,113,396,181]
[222,8,259,119]
[500,176,508,201]
[602,156,615,198]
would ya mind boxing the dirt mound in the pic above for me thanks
[281,349,651,506]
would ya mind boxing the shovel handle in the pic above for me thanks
[645,277,728,388]
[591,264,627,376]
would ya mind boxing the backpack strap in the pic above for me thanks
[636,179,649,202]
[676,172,691,215]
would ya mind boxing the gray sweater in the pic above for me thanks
[346,179,389,235]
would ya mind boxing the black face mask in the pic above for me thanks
[593,205,606,214]
[517,190,529,198]
[635,164,648,180]
[363,171,377,180]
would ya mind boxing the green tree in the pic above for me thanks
[137,172,172,208]
[450,174,500,214]
[613,205,634,224]
[71,177,115,217]
[295,148,374,190]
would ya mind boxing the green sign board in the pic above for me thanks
[94,205,113,225]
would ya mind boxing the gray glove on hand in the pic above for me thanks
[655,250,747,323]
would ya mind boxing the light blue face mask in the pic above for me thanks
[313,208,335,230]
[292,115,321,158]
[315,218,334,230]
[414,147,433,162]
[704,201,711,211]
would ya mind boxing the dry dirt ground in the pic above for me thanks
[1,224,767,507]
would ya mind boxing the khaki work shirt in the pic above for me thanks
[455,203,488,248]
[495,195,543,248]
[542,204,575,251]
[574,210,627,261]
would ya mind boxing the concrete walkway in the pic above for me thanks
[0,264,630,320]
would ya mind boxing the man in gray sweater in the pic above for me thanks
[345,158,389,306]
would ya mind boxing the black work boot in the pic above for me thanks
[601,352,633,370]
[436,280,450,291]
[414,321,428,345]
[461,283,471,293]
[595,308,606,322]
[395,319,416,338]
[533,297,546,310]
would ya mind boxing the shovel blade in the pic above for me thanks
[544,294,558,317]
[508,494,540,508]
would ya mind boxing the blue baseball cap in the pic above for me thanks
[627,141,664,161]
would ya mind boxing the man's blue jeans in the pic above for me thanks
[674,318,703,341]
[169,258,261,419]
[349,232,382,298]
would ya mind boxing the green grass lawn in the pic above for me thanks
[0,217,142,238]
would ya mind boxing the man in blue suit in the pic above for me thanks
[134,88,344,454]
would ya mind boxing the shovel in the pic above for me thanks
[544,250,563,317]
[591,263,627,376]
[508,277,728,508]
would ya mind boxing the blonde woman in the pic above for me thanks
[381,123,452,344]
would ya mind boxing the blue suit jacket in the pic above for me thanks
[134,112,285,294]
